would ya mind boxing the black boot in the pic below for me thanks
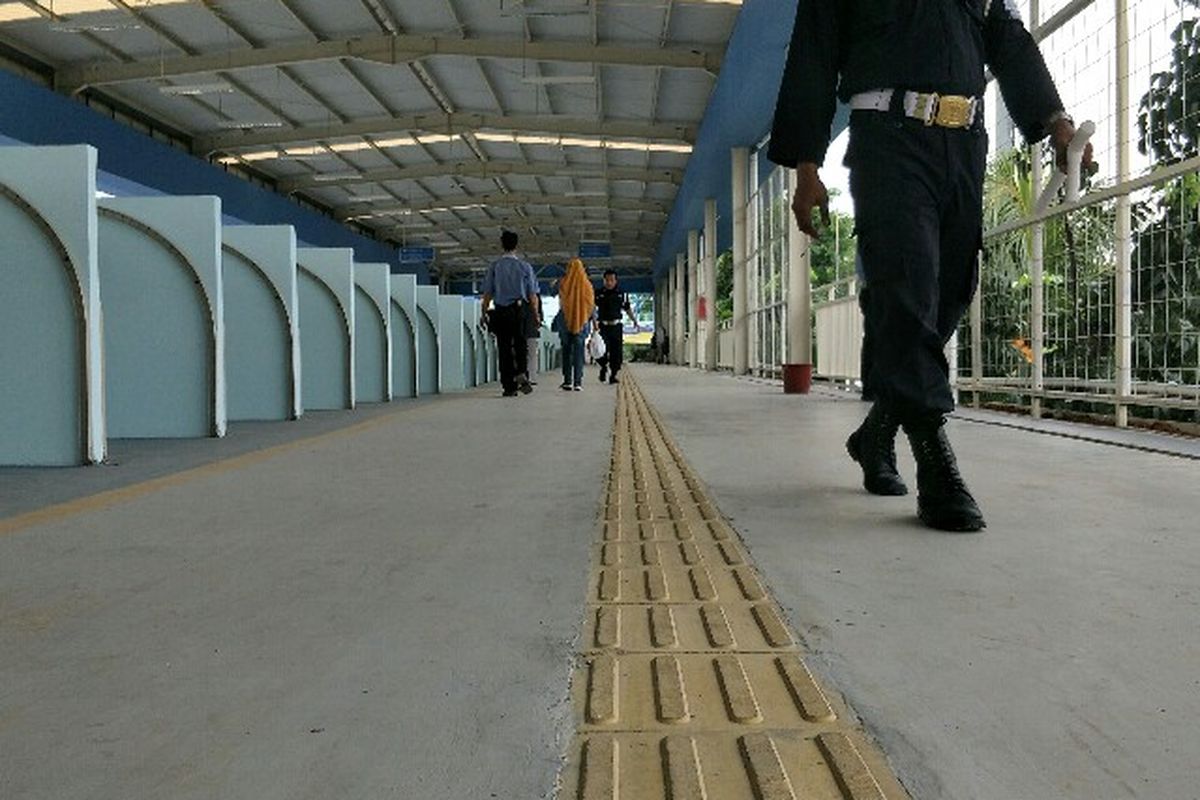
[846,404,907,496]
[904,418,986,532]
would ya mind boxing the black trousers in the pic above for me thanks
[597,324,624,379]
[847,110,987,422]
[490,303,528,392]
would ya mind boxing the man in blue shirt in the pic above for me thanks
[481,231,540,396]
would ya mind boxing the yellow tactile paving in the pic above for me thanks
[557,374,913,800]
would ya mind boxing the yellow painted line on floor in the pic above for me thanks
[0,396,464,538]
[557,371,912,800]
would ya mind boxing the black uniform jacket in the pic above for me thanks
[768,0,1064,168]
[596,287,631,323]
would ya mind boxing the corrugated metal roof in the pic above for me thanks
[0,0,745,281]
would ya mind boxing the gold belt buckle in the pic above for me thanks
[933,94,973,128]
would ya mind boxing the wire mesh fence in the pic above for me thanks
[961,0,1200,427]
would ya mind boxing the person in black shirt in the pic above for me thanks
[769,0,1093,532]
[594,270,639,384]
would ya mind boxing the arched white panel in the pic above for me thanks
[416,286,441,394]
[0,189,84,464]
[389,274,419,398]
[223,246,291,421]
[98,197,222,439]
[223,225,299,419]
[438,295,466,393]
[354,263,391,403]
[462,321,476,388]
[298,269,350,411]
[389,300,416,399]
[298,248,355,409]
[416,307,438,396]
[355,286,388,403]
[0,145,103,465]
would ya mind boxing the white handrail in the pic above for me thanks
[1033,120,1096,214]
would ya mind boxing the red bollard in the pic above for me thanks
[782,364,812,394]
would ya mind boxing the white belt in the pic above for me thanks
[849,89,980,128]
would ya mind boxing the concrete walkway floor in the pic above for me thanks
[0,379,616,800]
[4,364,1198,800]
[632,364,1200,800]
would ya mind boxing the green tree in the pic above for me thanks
[1133,10,1200,388]
[809,189,857,288]
[715,249,733,323]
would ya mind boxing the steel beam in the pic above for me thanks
[339,192,670,220]
[196,112,694,153]
[55,33,724,93]
[281,160,682,191]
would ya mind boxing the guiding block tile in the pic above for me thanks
[559,375,911,800]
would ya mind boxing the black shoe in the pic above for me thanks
[846,404,907,496]
[599,365,607,383]
[608,373,619,384]
[502,389,518,397]
[904,418,986,532]
[518,376,534,395]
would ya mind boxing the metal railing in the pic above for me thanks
[957,0,1200,426]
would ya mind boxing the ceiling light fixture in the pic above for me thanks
[520,76,596,85]
[49,21,142,32]
[216,120,285,130]
[311,172,363,182]
[159,82,234,96]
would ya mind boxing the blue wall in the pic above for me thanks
[652,0,798,280]
[0,69,428,280]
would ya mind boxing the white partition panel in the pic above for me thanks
[389,274,418,399]
[464,299,487,386]
[814,297,864,381]
[487,331,498,383]
[297,248,355,410]
[0,144,103,465]
[354,263,391,404]
[99,196,224,439]
[460,298,477,388]
[438,295,466,393]
[416,286,441,395]
[222,225,299,421]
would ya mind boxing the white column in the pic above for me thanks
[732,147,750,375]
[703,198,719,370]
[1114,0,1133,427]
[971,253,983,408]
[1030,150,1045,419]
[667,272,676,367]
[785,169,812,367]
[687,230,700,367]
[673,253,686,365]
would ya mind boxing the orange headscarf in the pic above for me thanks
[559,258,595,335]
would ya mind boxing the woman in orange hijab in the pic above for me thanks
[552,258,595,391]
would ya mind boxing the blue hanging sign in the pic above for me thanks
[578,242,612,259]
[399,246,436,263]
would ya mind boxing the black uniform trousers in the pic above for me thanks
[846,107,987,423]
[490,302,529,393]
[597,323,624,379]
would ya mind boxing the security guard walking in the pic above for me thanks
[594,269,639,385]
[481,231,540,397]
[769,0,1092,531]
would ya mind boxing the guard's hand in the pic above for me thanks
[1050,117,1096,176]
[793,163,830,238]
